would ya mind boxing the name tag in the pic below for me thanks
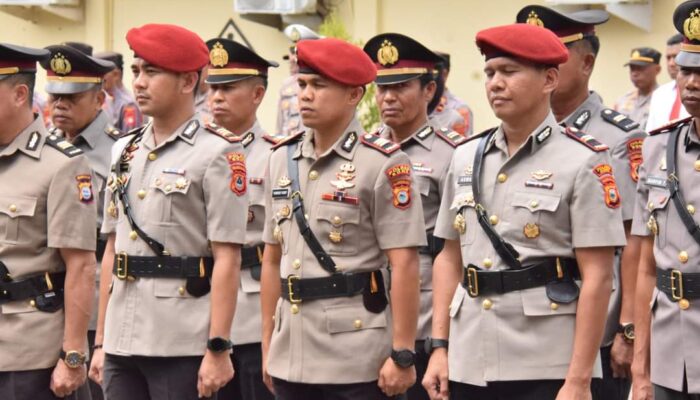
[525,180,554,190]
[458,175,472,186]
[645,176,667,189]
[272,188,290,199]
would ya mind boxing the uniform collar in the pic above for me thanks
[143,115,199,150]
[490,112,558,156]
[380,122,435,150]
[238,119,264,148]
[72,110,109,149]
[685,120,700,150]
[295,117,363,161]
[1,116,47,160]
[562,91,604,129]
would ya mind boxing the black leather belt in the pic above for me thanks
[656,268,700,301]
[419,233,445,258]
[112,253,214,280]
[462,258,579,297]
[241,245,263,269]
[280,271,374,302]
[0,271,65,304]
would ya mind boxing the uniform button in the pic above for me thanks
[482,299,493,310]
[164,185,172,192]
[137,189,146,199]
[309,170,319,180]
[647,201,654,210]
[530,200,539,209]
[155,178,162,186]
[304,213,309,220]
[497,173,507,183]
[278,205,291,218]
[178,287,185,296]
[331,216,342,226]
[679,251,689,264]
[29,299,36,307]
[353,319,363,329]
[550,302,559,311]
[695,160,700,171]
[290,304,300,314]
[148,152,157,161]
[8,204,17,213]
[689,205,696,215]
[292,259,301,269]
[129,231,138,240]
[679,299,691,310]
[483,258,493,268]
[489,215,499,225]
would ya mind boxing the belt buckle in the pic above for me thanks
[466,266,479,297]
[116,252,128,280]
[44,272,54,291]
[287,275,302,304]
[671,269,684,301]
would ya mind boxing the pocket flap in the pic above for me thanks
[648,188,671,210]
[154,278,193,298]
[521,286,577,316]
[416,176,431,197]
[450,190,475,210]
[511,191,561,213]
[152,175,191,195]
[0,196,37,218]
[317,202,360,226]
[325,304,387,334]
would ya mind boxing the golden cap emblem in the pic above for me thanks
[631,49,641,59]
[209,42,229,67]
[684,8,700,41]
[526,11,544,27]
[377,39,399,66]
[50,53,71,76]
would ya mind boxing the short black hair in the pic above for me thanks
[668,33,684,46]
[427,65,445,114]
[4,73,35,107]
[567,36,600,57]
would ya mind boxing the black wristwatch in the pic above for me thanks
[60,350,87,369]
[206,337,233,353]
[424,337,449,355]
[617,322,635,343]
[390,349,416,368]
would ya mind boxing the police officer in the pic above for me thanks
[614,47,662,129]
[363,32,466,400]
[631,2,700,399]
[94,51,144,132]
[423,23,626,399]
[646,34,688,132]
[515,6,647,399]
[87,24,249,399]
[428,51,473,137]
[260,37,426,399]
[204,37,279,400]
[0,43,97,400]
[275,24,320,136]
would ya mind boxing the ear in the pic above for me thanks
[582,52,596,77]
[423,80,437,103]
[347,85,365,106]
[96,89,106,107]
[180,71,200,95]
[13,83,30,109]
[543,67,559,95]
[252,83,266,106]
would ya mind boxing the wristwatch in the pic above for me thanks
[207,337,233,353]
[390,349,416,368]
[617,322,635,343]
[60,350,87,369]
[424,337,449,354]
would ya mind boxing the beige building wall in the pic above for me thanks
[0,0,687,132]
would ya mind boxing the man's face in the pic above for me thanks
[297,73,358,129]
[666,44,681,80]
[553,42,591,102]
[629,63,660,92]
[208,78,264,129]
[131,58,188,117]
[678,66,700,117]
[48,88,103,135]
[376,78,433,129]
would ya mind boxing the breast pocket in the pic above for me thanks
[0,196,37,245]
[647,188,671,248]
[315,203,361,256]
[150,174,192,223]
[508,191,561,249]
[416,176,431,198]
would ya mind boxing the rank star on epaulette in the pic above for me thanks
[45,135,83,157]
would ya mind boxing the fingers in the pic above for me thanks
[439,372,449,399]
[262,369,276,395]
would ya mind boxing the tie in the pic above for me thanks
[670,86,682,121]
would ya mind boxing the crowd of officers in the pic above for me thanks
[2,1,700,400]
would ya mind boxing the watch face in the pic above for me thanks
[623,324,635,340]
[65,351,85,368]
[208,337,232,352]
[392,350,415,368]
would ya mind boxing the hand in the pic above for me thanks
[50,360,87,398]
[422,348,449,400]
[631,372,654,400]
[261,345,275,395]
[88,348,105,385]
[197,351,234,398]
[555,379,592,400]
[378,357,416,397]
[610,334,633,379]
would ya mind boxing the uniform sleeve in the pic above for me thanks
[570,150,627,248]
[100,138,128,235]
[262,151,277,244]
[203,141,248,244]
[610,130,646,221]
[434,153,459,241]
[372,151,427,249]
[631,140,654,236]
[47,154,97,250]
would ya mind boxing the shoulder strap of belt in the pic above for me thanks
[666,124,700,247]
[116,132,167,256]
[469,129,522,269]
[286,142,337,273]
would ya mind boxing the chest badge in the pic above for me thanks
[523,223,540,239]
[530,170,553,180]
[453,213,466,235]
[278,176,291,187]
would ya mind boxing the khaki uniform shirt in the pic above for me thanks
[614,87,656,131]
[263,118,426,384]
[275,75,305,136]
[562,91,647,345]
[101,116,248,357]
[631,118,700,393]
[0,116,96,371]
[434,113,626,385]
[379,123,462,340]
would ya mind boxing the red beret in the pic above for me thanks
[476,23,568,65]
[297,38,376,86]
[126,23,208,72]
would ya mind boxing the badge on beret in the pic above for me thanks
[685,9,700,41]
[76,175,94,203]
[386,163,412,210]
[50,53,71,75]
[226,152,246,196]
[526,10,544,27]
[377,39,399,66]
[627,138,644,183]
[593,164,621,209]
[209,42,229,67]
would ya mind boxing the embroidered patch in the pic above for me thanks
[76,175,94,203]
[226,152,246,196]
[627,138,644,183]
[386,163,412,209]
[593,164,621,209]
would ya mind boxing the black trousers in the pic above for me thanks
[405,340,429,400]
[217,343,273,400]
[0,368,90,400]
[591,344,631,400]
[449,379,565,400]
[272,377,395,400]
[103,353,216,400]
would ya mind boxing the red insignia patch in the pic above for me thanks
[626,138,644,183]
[226,152,246,196]
[593,164,621,209]
[76,175,94,203]
[385,163,412,210]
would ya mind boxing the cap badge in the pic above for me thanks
[631,50,641,59]
[290,27,301,42]
[50,53,72,76]
[209,42,229,67]
[526,11,544,27]
[377,39,399,66]
[684,8,700,41]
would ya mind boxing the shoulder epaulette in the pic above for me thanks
[600,109,640,132]
[205,122,241,143]
[271,131,305,149]
[464,128,496,144]
[563,127,609,152]
[48,126,63,136]
[45,135,83,158]
[434,127,468,148]
[104,126,124,140]
[127,125,146,137]
[360,133,400,155]
[649,116,693,136]
[263,133,287,145]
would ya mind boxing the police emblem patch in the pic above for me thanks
[386,163,412,210]
[226,152,246,196]
[593,164,621,209]
[76,175,94,203]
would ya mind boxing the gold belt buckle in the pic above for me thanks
[44,272,54,291]
[115,252,128,280]
[287,275,302,304]
[466,266,479,297]
[671,269,684,301]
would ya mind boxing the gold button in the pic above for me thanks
[489,215,499,225]
[695,160,700,171]
[497,173,507,183]
[550,302,559,311]
[129,231,138,240]
[679,251,689,264]
[689,205,696,215]
[482,299,493,310]
[483,258,493,268]
[29,300,36,307]
[8,204,17,212]
[148,152,157,161]
[530,200,539,209]
[679,298,691,310]
[164,185,172,192]
[278,205,291,218]
[178,287,185,296]
[155,178,162,186]
[304,213,309,220]
[309,170,319,180]
[290,304,300,314]
[137,189,146,199]
[292,259,301,269]
[331,216,342,226]
[353,319,363,329]
[647,201,654,210]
